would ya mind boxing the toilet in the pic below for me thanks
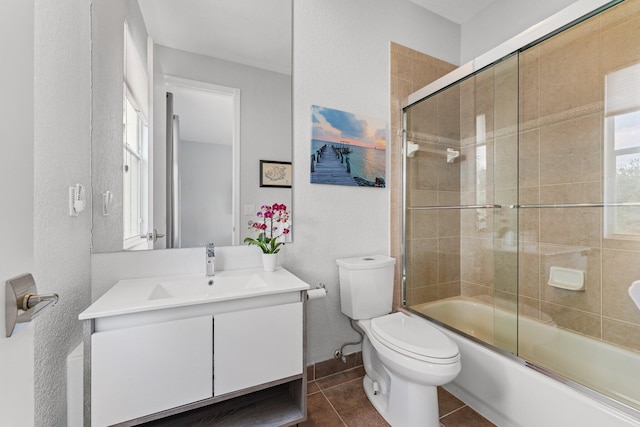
[337,255,461,427]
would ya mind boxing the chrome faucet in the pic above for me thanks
[206,243,215,276]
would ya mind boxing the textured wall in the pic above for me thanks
[91,0,127,253]
[0,0,35,425]
[290,0,460,364]
[33,0,92,424]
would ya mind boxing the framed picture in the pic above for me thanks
[260,160,292,188]
[310,105,387,188]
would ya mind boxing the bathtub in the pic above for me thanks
[410,297,640,427]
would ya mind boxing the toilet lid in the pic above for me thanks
[371,312,459,363]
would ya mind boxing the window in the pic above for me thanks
[123,94,148,245]
[604,64,640,238]
[122,22,150,249]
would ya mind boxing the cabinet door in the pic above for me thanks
[214,302,303,396]
[91,316,213,426]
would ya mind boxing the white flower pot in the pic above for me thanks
[262,253,277,272]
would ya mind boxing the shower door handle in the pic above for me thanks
[407,204,502,210]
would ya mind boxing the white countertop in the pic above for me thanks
[79,267,310,320]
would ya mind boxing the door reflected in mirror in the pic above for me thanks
[91,0,292,253]
[165,77,239,248]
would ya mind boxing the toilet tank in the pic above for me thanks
[336,255,396,320]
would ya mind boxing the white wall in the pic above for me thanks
[153,46,292,244]
[91,0,127,253]
[460,0,578,63]
[33,0,92,424]
[91,0,152,253]
[179,140,233,247]
[290,0,460,364]
[0,1,35,425]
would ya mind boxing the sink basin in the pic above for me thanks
[149,274,267,300]
[78,267,310,322]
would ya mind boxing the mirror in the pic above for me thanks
[91,0,292,253]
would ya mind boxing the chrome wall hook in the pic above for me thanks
[5,273,59,337]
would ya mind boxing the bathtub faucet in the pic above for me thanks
[206,243,215,276]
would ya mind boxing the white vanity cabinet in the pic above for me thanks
[91,316,214,426]
[214,302,303,395]
[81,269,308,427]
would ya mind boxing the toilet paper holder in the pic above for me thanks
[5,273,59,337]
[306,283,328,300]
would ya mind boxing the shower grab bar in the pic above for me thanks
[408,204,502,210]
[510,202,640,209]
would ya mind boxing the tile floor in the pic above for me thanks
[302,363,495,427]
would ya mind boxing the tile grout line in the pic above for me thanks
[319,388,349,427]
[439,404,469,420]
[314,365,361,381]
[311,378,490,426]
[316,375,363,393]
[315,373,466,424]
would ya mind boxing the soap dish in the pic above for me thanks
[548,266,585,291]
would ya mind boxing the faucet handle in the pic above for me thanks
[206,242,215,256]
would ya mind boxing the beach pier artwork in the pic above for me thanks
[310,105,387,187]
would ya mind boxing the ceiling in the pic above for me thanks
[409,0,498,24]
[170,86,233,146]
[137,0,291,146]
[137,0,292,75]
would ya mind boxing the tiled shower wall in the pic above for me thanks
[517,0,640,352]
[400,0,640,354]
[404,82,463,304]
[403,52,520,311]
[459,56,519,308]
[390,43,456,309]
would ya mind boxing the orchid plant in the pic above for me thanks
[244,203,291,254]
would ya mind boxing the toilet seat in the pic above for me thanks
[370,312,459,364]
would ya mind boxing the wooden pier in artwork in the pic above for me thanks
[310,144,357,186]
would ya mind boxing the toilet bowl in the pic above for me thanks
[337,255,461,427]
[358,313,460,427]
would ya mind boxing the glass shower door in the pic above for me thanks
[404,0,640,413]
[404,54,520,354]
[488,55,519,354]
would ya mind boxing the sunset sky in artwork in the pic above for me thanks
[311,105,387,149]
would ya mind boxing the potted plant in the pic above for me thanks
[244,203,290,271]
